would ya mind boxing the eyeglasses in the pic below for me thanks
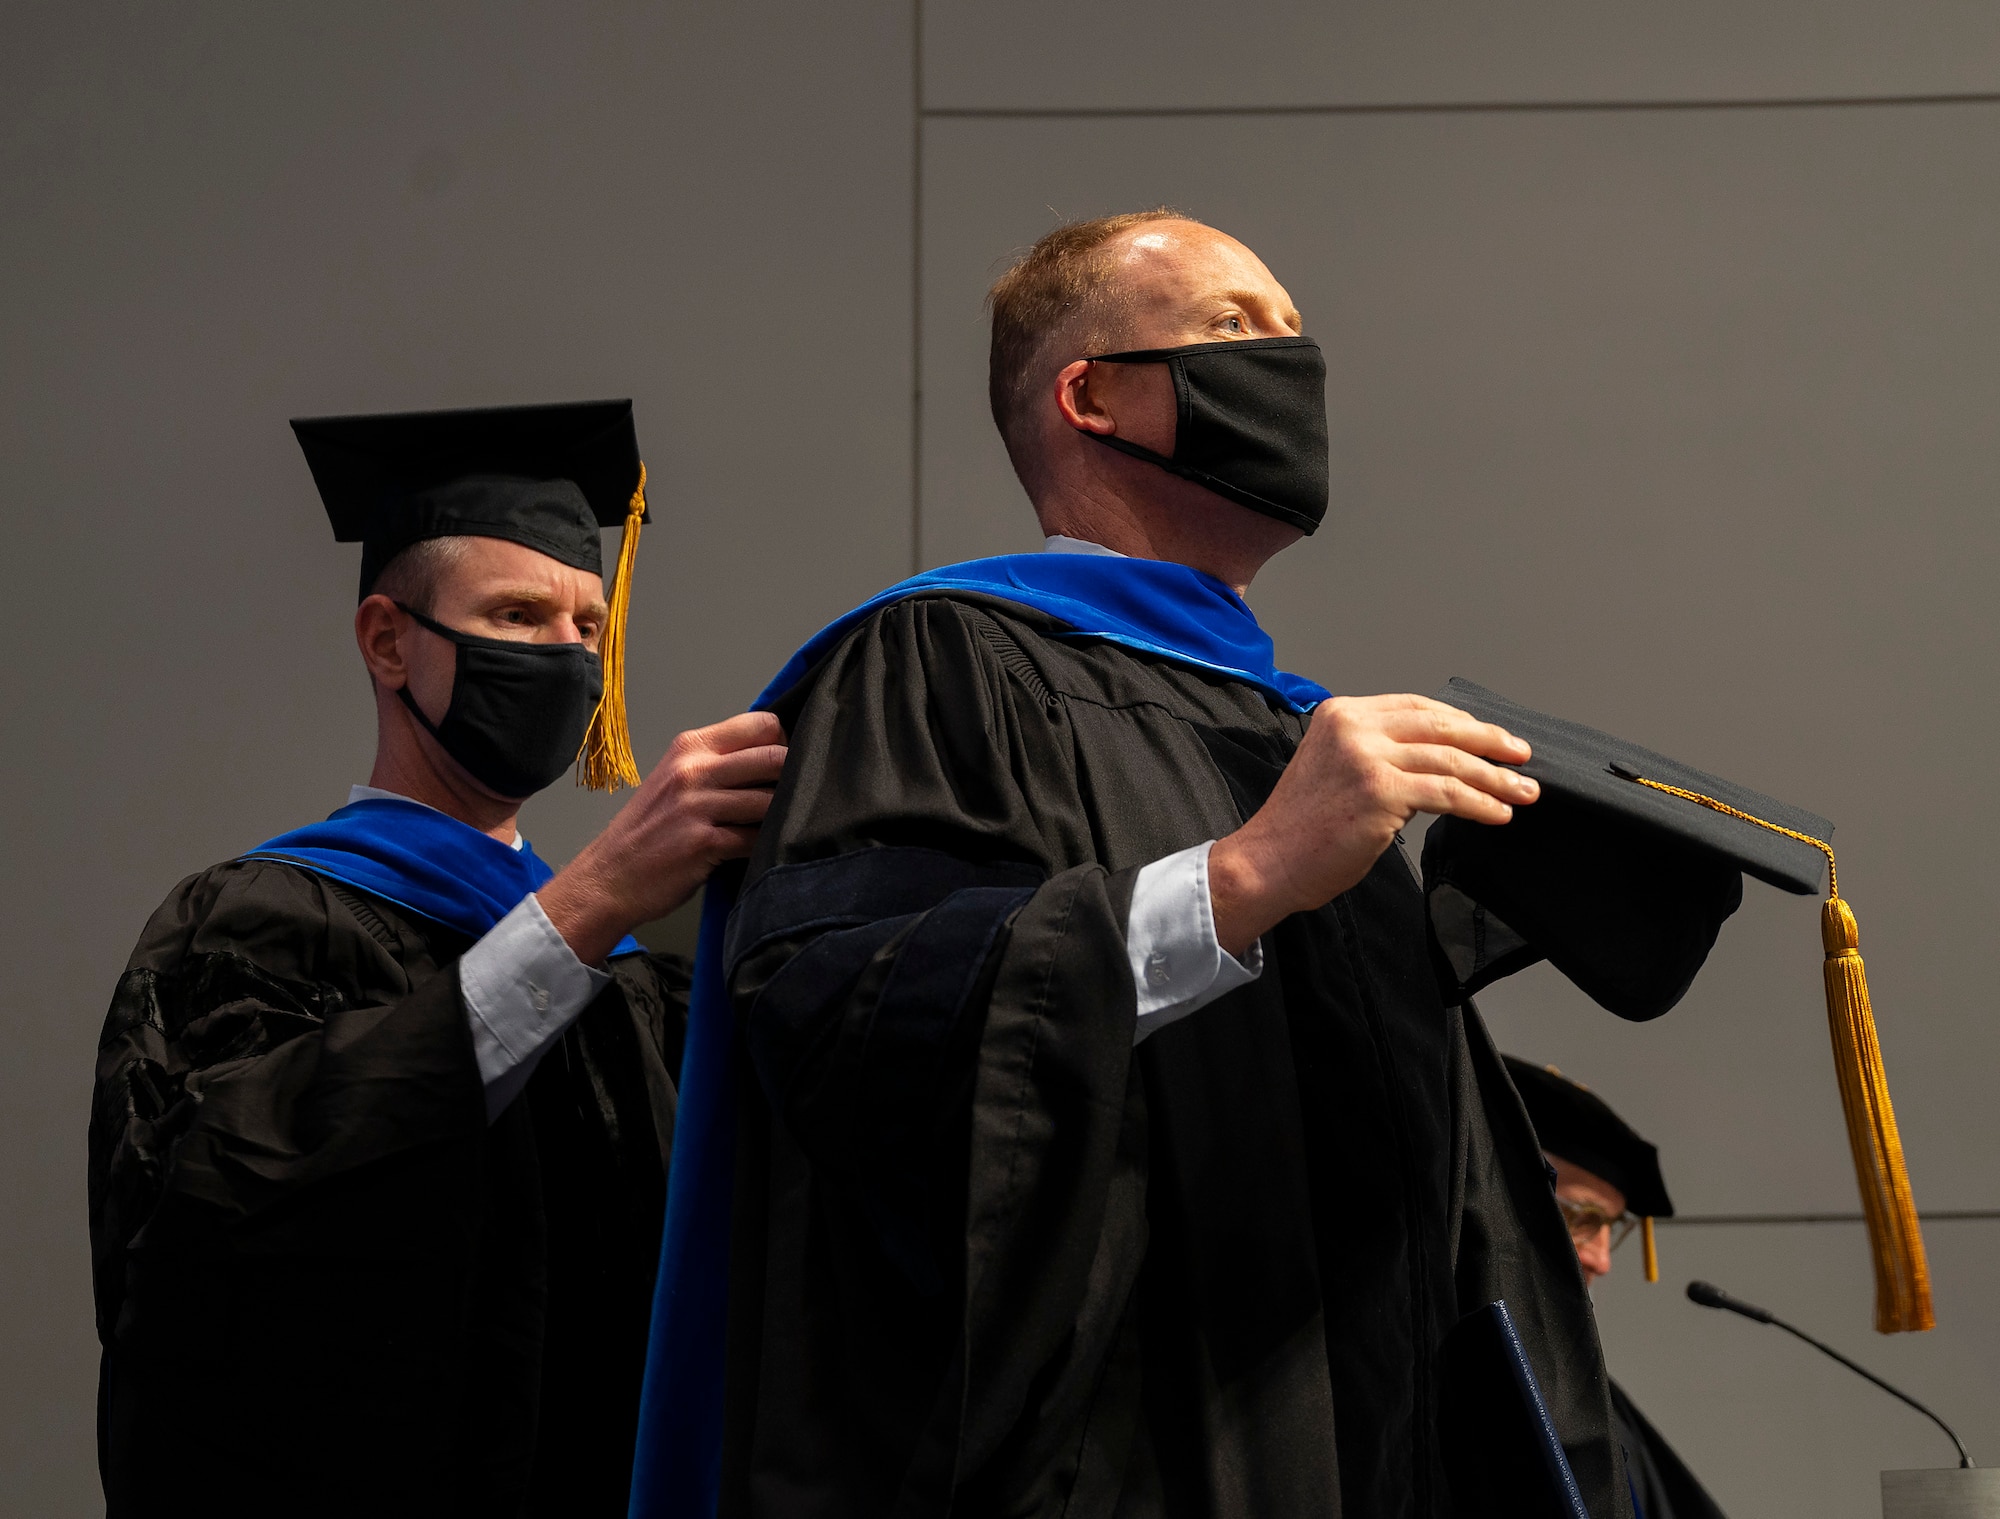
[1555,1195,1640,1250]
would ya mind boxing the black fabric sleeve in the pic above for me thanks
[726,597,1151,1506]
[87,859,487,1346]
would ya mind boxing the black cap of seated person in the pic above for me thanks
[292,398,652,795]
[1505,1056,1672,1282]
[1424,677,1934,1334]
[1084,334,1330,533]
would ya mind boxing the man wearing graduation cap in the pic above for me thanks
[633,212,1929,1519]
[87,401,786,1517]
[1502,1058,1730,1519]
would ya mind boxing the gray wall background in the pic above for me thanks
[4,4,1995,1514]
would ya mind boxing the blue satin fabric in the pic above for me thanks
[245,794,641,954]
[755,550,1331,713]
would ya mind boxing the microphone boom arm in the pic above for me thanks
[1686,1281,1972,1469]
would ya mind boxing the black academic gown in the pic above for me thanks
[88,856,687,1518]
[1611,1382,1727,1519]
[716,594,1631,1519]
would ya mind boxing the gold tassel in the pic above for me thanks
[1642,1216,1659,1284]
[577,462,646,792]
[1820,892,1933,1332]
[1625,777,1933,1333]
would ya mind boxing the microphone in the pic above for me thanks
[1686,1281,1973,1469]
[1685,1280,1775,1322]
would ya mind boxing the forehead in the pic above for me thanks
[445,534,606,601]
[1103,221,1290,307]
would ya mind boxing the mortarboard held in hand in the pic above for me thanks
[1425,678,1931,1335]
[291,398,652,791]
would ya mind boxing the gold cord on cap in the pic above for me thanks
[1625,775,1932,1333]
[1641,1216,1659,1283]
[577,463,646,792]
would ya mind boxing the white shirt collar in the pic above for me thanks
[1042,534,1126,558]
[348,783,525,851]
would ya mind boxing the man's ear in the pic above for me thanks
[355,594,410,691]
[1053,359,1118,436]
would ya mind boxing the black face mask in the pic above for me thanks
[394,605,604,799]
[1083,334,1329,534]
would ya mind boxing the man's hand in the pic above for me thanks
[1207,695,1536,958]
[538,712,788,965]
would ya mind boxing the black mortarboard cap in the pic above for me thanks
[1423,677,1831,1021]
[1502,1056,1673,1218]
[290,399,646,599]
[1431,680,1934,1332]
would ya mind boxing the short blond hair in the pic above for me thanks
[369,535,470,611]
[985,209,1197,471]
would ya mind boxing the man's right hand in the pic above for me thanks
[538,711,788,965]
[1207,694,1536,959]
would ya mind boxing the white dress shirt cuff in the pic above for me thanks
[460,892,612,1120]
[1127,840,1264,1044]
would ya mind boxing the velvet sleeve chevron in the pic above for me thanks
[717,594,1151,1509]
[728,848,1041,1292]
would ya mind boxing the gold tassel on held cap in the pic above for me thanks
[1820,893,1933,1333]
[1641,1216,1659,1284]
[577,462,646,792]
[1628,777,1933,1334]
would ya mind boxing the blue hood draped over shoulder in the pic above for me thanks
[245,794,641,954]
[628,551,1327,1519]
[760,550,1330,718]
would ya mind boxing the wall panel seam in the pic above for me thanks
[925,92,2000,121]
[911,0,925,575]
[1664,1211,2000,1227]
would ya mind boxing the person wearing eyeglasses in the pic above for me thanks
[1504,1056,1730,1519]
